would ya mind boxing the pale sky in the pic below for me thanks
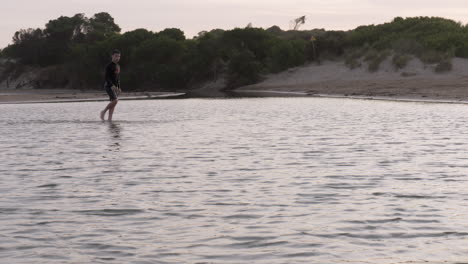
[1,0,468,49]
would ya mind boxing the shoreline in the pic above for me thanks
[4,88,468,106]
[235,89,468,105]
[0,89,186,104]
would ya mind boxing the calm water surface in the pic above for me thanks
[1,98,468,264]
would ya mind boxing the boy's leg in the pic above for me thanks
[100,102,112,120]
[102,86,118,120]
[108,100,118,121]
[100,107,107,120]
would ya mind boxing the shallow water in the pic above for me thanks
[1,98,468,264]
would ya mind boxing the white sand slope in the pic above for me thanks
[238,58,468,101]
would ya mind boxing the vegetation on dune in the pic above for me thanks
[1,14,468,90]
[346,17,467,70]
[392,54,411,70]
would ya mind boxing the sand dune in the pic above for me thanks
[238,58,468,101]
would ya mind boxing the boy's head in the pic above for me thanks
[111,49,121,63]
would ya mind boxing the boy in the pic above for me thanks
[100,49,121,121]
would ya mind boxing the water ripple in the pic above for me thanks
[73,209,145,216]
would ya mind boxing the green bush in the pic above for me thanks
[268,39,307,73]
[392,54,411,70]
[455,43,468,58]
[345,57,361,69]
[364,49,379,62]
[0,61,16,82]
[392,39,425,55]
[348,17,468,60]
[227,49,262,88]
[435,59,453,73]
[344,46,368,69]
[315,31,347,59]
[368,60,380,72]
[366,49,390,72]
[418,50,446,64]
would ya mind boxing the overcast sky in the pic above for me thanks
[1,0,468,48]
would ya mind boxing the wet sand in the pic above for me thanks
[0,89,186,104]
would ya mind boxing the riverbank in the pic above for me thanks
[3,57,468,104]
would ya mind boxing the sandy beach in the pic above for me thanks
[237,57,468,102]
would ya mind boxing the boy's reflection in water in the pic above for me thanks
[107,122,121,152]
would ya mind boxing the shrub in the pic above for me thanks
[418,49,445,64]
[392,39,425,55]
[227,49,262,88]
[455,43,468,58]
[344,46,367,69]
[392,54,411,70]
[367,49,390,72]
[345,57,361,69]
[364,49,379,62]
[434,59,453,73]
[268,39,307,73]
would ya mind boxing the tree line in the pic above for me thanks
[1,14,468,90]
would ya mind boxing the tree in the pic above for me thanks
[221,28,275,63]
[290,16,306,30]
[227,49,262,88]
[158,28,186,41]
[42,14,89,64]
[44,13,88,43]
[266,26,283,35]
[268,39,307,72]
[90,12,121,33]
[8,28,46,65]
[130,36,187,88]
[110,28,155,65]
[12,28,44,45]
[87,12,121,42]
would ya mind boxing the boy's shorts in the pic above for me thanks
[105,86,118,101]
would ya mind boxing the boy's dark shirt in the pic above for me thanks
[104,62,120,88]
